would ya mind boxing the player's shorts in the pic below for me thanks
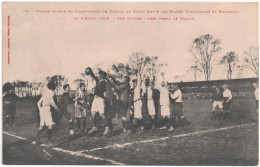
[134,100,142,119]
[213,101,223,109]
[39,106,54,127]
[91,96,105,116]
[75,103,86,118]
[223,100,231,111]
[147,99,156,116]
[160,105,170,117]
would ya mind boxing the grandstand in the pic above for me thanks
[170,77,258,99]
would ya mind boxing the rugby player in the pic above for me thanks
[32,81,58,147]
[74,83,87,132]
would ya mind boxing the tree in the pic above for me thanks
[237,65,244,78]
[187,65,202,81]
[145,56,167,82]
[174,75,185,82]
[190,34,221,81]
[50,75,68,95]
[244,46,259,77]
[127,52,167,85]
[220,51,238,79]
[110,63,132,79]
[73,79,85,89]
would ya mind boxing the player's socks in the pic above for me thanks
[139,119,145,132]
[122,121,127,132]
[35,129,43,144]
[47,129,53,142]
[76,117,81,131]
[227,111,232,118]
[6,115,10,127]
[151,119,156,129]
[82,117,86,131]
[211,111,216,119]
[132,118,138,133]
[69,120,74,135]
[170,117,175,128]
[69,120,73,130]
[9,117,14,127]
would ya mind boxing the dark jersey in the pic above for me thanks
[94,79,107,98]
[59,92,73,110]
[212,91,223,101]
[3,93,18,115]
[115,82,130,102]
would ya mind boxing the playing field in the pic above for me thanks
[2,98,259,165]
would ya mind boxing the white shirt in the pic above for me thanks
[75,89,86,103]
[38,89,57,108]
[146,86,153,100]
[170,89,182,102]
[85,76,96,93]
[160,87,170,106]
[255,87,259,100]
[133,85,141,101]
[223,89,232,98]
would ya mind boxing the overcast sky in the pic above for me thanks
[2,2,259,85]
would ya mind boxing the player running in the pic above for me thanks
[32,81,59,147]
[57,84,75,135]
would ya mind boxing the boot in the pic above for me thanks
[88,126,97,134]
[103,127,110,136]
[211,111,216,119]
[167,126,175,132]
[32,129,43,145]
[160,126,167,130]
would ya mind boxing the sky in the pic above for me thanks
[2,2,259,85]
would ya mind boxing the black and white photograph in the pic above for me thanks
[1,2,259,165]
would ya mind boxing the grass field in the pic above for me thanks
[2,98,259,165]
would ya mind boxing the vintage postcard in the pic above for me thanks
[2,2,259,165]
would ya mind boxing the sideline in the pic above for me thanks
[3,131,125,165]
[78,123,256,153]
